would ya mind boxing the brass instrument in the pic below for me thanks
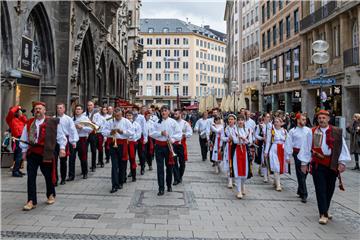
[113,134,118,148]
[78,120,100,131]
[167,136,177,157]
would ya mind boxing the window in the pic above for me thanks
[165,62,170,69]
[183,73,189,81]
[285,50,291,80]
[273,25,277,45]
[294,9,299,33]
[139,61,143,68]
[310,0,315,14]
[196,39,199,46]
[286,15,291,38]
[262,33,266,51]
[251,10,254,25]
[183,86,189,96]
[183,49,189,57]
[164,86,170,96]
[279,0,283,10]
[155,86,161,96]
[156,38,162,45]
[174,50,179,57]
[262,5,265,23]
[196,63,199,70]
[146,86,152,96]
[247,14,250,28]
[200,52,203,59]
[146,73,152,81]
[173,62,179,69]
[163,27,169,33]
[139,38,143,45]
[147,38,153,45]
[243,16,246,30]
[176,27,182,32]
[183,38,189,45]
[138,73,143,81]
[155,73,161,81]
[183,62,189,69]
[164,73,170,81]
[278,55,284,82]
[279,20,284,42]
[173,86,179,96]
[147,50,152,57]
[196,86,199,96]
[333,25,340,57]
[174,38,180,45]
[165,50,170,57]
[267,29,271,48]
[255,6,259,22]
[138,86,143,96]
[293,47,300,79]
[266,1,270,19]
[146,62,152,69]
[155,62,161,69]
[235,20,238,34]
[156,50,161,57]
[174,73,179,81]
[148,28,154,33]
[165,38,170,45]
[196,51,199,58]
[272,58,277,83]
[272,0,276,15]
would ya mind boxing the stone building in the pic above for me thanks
[1,0,142,132]
[136,19,226,109]
[300,0,360,124]
[260,0,302,113]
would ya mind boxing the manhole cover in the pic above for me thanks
[73,213,101,220]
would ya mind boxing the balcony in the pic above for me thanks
[300,1,337,32]
[344,47,359,68]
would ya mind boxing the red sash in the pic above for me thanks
[155,140,175,165]
[235,144,247,176]
[114,139,128,161]
[181,137,188,161]
[105,138,112,151]
[277,143,285,174]
[217,134,222,161]
[96,133,104,152]
[65,136,70,157]
[128,141,137,169]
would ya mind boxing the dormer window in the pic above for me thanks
[148,28,154,33]
[163,27,169,33]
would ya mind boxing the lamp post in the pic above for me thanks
[231,80,238,113]
[259,68,269,113]
[312,40,330,110]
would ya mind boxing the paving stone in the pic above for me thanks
[39,227,67,234]
[65,227,93,235]
[142,230,167,237]
[167,230,193,238]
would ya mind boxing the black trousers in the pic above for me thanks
[27,153,55,205]
[294,152,308,198]
[199,137,208,161]
[312,163,337,216]
[173,144,185,182]
[110,144,126,188]
[145,139,154,168]
[12,140,23,174]
[155,145,173,191]
[55,143,73,182]
[69,139,88,178]
[87,133,97,169]
[137,139,145,170]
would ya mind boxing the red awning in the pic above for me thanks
[184,103,199,110]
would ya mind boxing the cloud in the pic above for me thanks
[141,0,226,33]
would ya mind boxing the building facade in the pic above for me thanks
[300,0,360,124]
[1,0,142,132]
[260,0,302,113]
[136,19,227,109]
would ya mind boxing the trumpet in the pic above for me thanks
[167,136,177,157]
[78,120,100,131]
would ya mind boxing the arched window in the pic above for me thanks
[352,21,359,49]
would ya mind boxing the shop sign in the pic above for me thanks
[21,36,33,71]
[293,90,301,98]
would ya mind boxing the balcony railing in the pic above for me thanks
[344,47,359,68]
[300,1,337,31]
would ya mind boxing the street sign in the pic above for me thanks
[308,78,336,85]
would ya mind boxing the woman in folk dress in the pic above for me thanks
[264,117,289,191]
[232,115,253,199]
[221,114,238,188]
[211,116,224,174]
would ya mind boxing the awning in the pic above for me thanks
[184,103,199,110]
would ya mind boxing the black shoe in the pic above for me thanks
[19,171,26,176]
[202,158,206,161]
[54,182,58,187]
[12,172,23,177]
[110,187,117,193]
[100,164,104,168]
[141,169,145,175]
[66,177,74,181]
[212,162,216,167]
[105,160,110,164]
[118,184,123,189]
[301,197,307,203]
[60,180,66,185]
[167,187,173,192]
[352,165,359,170]
[173,180,180,186]
[132,177,136,182]
[149,166,153,171]
[128,172,132,178]
[157,190,164,196]
[91,168,96,172]
[96,162,101,166]
[83,174,87,179]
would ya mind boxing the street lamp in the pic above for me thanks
[231,80,238,113]
[312,40,329,110]
[259,67,269,113]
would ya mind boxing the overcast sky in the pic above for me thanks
[140,0,226,33]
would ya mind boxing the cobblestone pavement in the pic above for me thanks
[1,135,360,240]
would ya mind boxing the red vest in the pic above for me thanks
[26,118,48,156]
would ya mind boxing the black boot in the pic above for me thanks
[352,163,359,170]
[131,169,136,182]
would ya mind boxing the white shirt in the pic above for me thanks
[103,117,134,139]
[58,114,79,144]
[194,118,211,139]
[150,114,159,123]
[128,121,142,142]
[245,118,256,132]
[150,117,182,142]
[233,127,253,145]
[135,114,148,140]
[265,127,287,154]
[298,126,351,165]
[284,126,311,160]
[177,119,193,139]
[20,118,67,152]
[92,112,106,131]
[73,114,93,137]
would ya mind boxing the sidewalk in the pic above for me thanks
[1,135,360,239]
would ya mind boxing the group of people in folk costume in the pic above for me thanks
[195,108,351,225]
[7,100,193,210]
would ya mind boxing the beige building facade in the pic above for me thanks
[136,19,226,109]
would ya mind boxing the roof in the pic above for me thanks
[140,18,226,42]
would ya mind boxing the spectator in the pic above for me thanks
[346,113,360,170]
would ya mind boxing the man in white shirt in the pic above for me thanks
[150,105,182,196]
[285,113,311,203]
[298,110,351,224]
[105,106,114,163]
[103,108,134,193]
[194,111,211,161]
[86,101,98,172]
[55,103,79,185]
[20,102,67,211]
[134,106,148,175]
[93,106,107,168]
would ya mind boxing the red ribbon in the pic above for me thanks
[235,144,247,176]
[128,141,137,169]
[181,137,188,161]
[79,137,88,161]
[96,133,104,152]
[217,134,222,161]
[277,143,285,174]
